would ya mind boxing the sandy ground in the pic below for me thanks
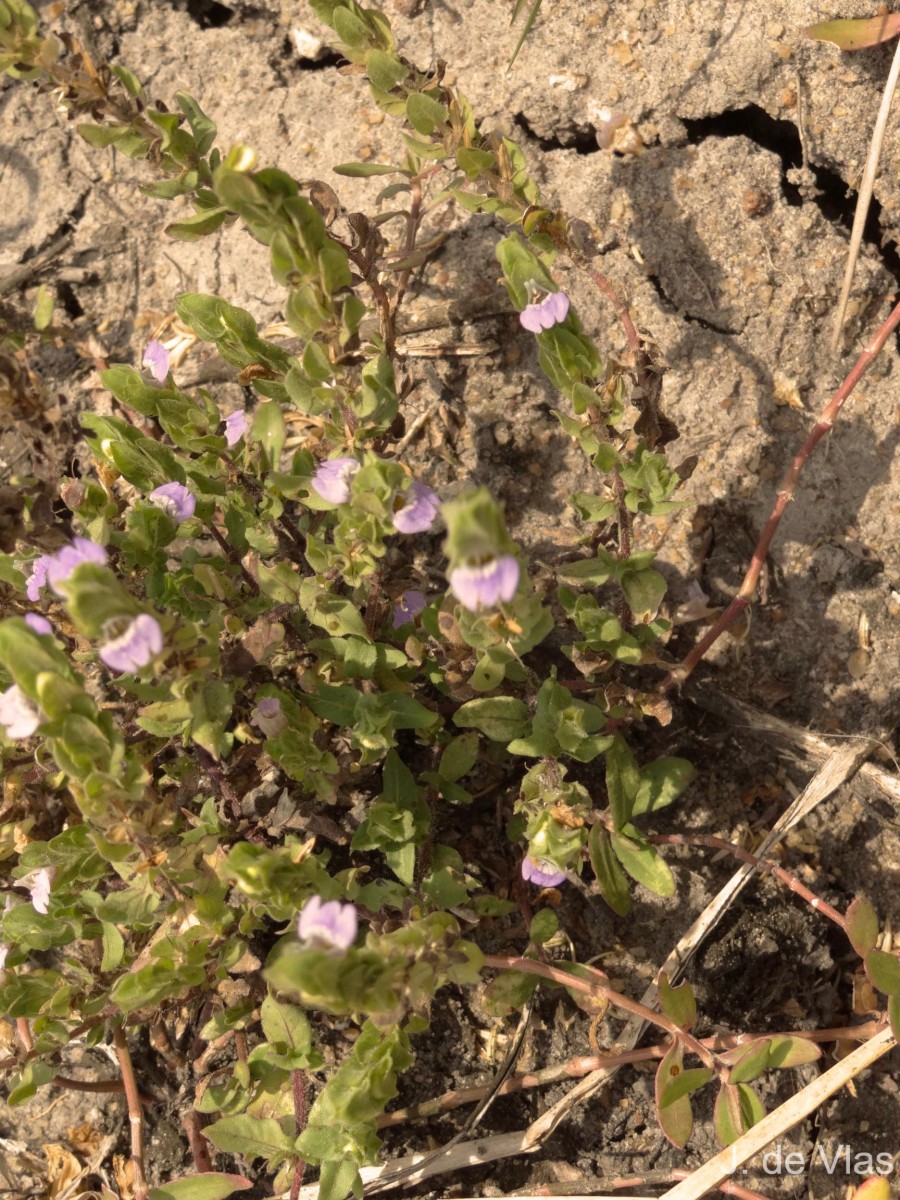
[2,0,900,1195]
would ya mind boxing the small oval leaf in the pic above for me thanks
[865,949,900,995]
[149,1175,254,1200]
[846,897,879,957]
[655,1043,693,1148]
[588,825,631,916]
[658,972,697,1031]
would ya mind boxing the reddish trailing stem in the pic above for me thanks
[648,833,847,931]
[661,296,900,691]
[113,1022,149,1200]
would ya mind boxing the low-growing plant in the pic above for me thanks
[1,2,898,1199]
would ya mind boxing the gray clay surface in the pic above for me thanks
[2,0,899,1195]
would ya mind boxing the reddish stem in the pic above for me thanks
[482,953,722,1075]
[289,1069,309,1200]
[661,295,900,691]
[113,1023,149,1200]
[648,833,847,931]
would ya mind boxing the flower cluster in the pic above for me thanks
[311,458,440,535]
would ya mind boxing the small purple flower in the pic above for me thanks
[449,554,520,611]
[149,481,196,523]
[24,614,53,636]
[224,409,247,447]
[0,685,42,739]
[25,555,53,602]
[142,338,170,383]
[522,856,568,888]
[519,290,570,334]
[297,895,358,952]
[251,696,287,737]
[393,482,440,534]
[392,589,427,629]
[99,614,163,673]
[311,457,359,504]
[19,867,54,915]
[46,538,108,596]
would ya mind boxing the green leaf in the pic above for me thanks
[865,949,900,995]
[806,15,900,51]
[654,1043,692,1148]
[529,908,558,945]
[317,1161,363,1200]
[453,696,529,742]
[333,161,400,177]
[149,1174,253,1200]
[605,735,640,830]
[764,1035,822,1069]
[333,5,371,48]
[101,922,125,972]
[658,973,696,1031]
[252,401,286,470]
[260,994,313,1058]
[587,825,631,916]
[556,554,615,587]
[610,828,675,897]
[713,1082,765,1146]
[439,732,480,782]
[481,969,539,1018]
[846,896,879,957]
[204,1115,295,1162]
[726,1039,772,1085]
[174,91,218,156]
[405,91,448,136]
[632,757,695,817]
[366,49,406,92]
[33,283,54,330]
[165,207,231,241]
[619,566,666,621]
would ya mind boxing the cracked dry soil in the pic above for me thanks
[2,0,900,1196]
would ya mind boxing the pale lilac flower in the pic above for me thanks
[142,338,170,383]
[24,613,52,636]
[149,481,196,522]
[99,614,163,673]
[392,590,427,629]
[0,943,8,974]
[25,555,53,602]
[519,290,570,334]
[0,685,42,739]
[251,696,287,737]
[46,538,107,595]
[19,867,54,915]
[311,457,359,504]
[224,409,247,447]
[297,895,358,952]
[449,555,519,611]
[522,856,567,887]
[393,482,440,534]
